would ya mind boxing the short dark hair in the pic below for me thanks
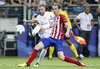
[53,3,62,9]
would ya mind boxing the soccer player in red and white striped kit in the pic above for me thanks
[18,4,86,67]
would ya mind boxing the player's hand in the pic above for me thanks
[23,19,27,23]
[65,32,70,38]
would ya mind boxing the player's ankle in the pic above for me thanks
[26,63,30,66]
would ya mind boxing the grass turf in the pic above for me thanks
[0,56,100,69]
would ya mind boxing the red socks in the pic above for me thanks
[64,56,80,65]
[26,49,38,65]
[26,49,80,65]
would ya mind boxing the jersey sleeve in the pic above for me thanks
[61,15,67,23]
[76,13,82,19]
[90,13,93,20]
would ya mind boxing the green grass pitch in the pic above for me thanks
[0,56,100,69]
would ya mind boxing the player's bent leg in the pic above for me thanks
[37,48,48,64]
[18,41,45,67]
[34,48,48,67]
[34,41,45,50]
[57,51,86,67]
[65,39,82,61]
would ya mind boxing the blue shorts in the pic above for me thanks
[40,37,63,52]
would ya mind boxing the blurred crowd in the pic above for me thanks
[0,0,100,23]
[0,0,100,6]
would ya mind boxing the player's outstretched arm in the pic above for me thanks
[23,14,38,23]
[23,19,35,23]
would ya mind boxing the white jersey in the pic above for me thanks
[76,12,93,31]
[35,12,53,38]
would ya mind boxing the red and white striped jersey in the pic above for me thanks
[51,14,67,40]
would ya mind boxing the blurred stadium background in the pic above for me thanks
[0,0,100,69]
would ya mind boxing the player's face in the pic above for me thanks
[38,6,45,16]
[84,7,90,14]
[52,5,59,15]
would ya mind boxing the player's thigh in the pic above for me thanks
[57,51,65,60]
[34,41,45,50]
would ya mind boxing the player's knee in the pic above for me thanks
[58,55,64,60]
[34,42,44,50]
[34,44,40,50]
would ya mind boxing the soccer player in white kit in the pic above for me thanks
[33,5,53,67]
[23,4,53,66]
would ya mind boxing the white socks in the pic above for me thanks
[37,49,47,64]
